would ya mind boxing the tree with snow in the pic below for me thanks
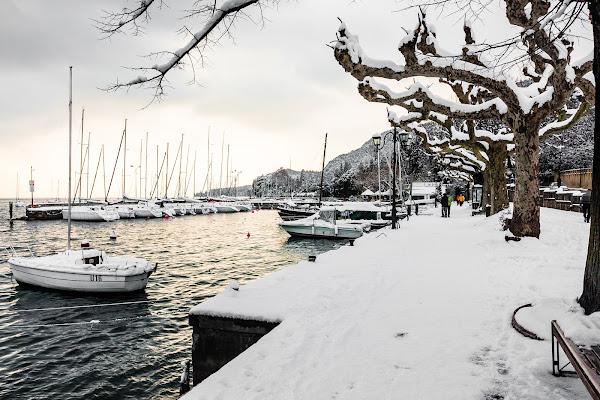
[333,2,594,238]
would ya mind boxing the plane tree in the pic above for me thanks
[333,2,594,238]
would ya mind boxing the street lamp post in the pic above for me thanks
[373,128,410,229]
[372,133,382,202]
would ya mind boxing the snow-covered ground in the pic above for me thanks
[184,203,595,400]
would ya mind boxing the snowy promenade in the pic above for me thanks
[184,204,593,399]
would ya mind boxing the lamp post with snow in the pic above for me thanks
[372,133,382,202]
[373,128,409,229]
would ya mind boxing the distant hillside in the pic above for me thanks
[251,129,438,198]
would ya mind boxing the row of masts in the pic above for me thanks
[61,110,242,202]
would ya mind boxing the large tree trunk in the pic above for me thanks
[511,118,541,238]
[578,2,600,315]
[482,168,491,209]
[487,142,509,215]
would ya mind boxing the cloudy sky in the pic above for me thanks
[0,1,591,199]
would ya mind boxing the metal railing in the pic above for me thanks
[2,245,34,259]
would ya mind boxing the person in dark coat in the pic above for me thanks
[441,192,449,217]
[582,189,591,223]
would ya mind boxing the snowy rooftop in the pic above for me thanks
[185,205,595,399]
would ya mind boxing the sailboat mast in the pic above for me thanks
[67,67,73,250]
[145,132,148,199]
[102,145,106,201]
[139,138,143,199]
[226,145,229,196]
[79,108,84,203]
[193,151,196,197]
[178,134,183,198]
[87,132,90,199]
[207,127,210,196]
[219,134,224,196]
[30,166,33,207]
[123,119,127,199]
[184,144,190,198]
[319,133,328,204]
[164,143,169,198]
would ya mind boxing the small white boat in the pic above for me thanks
[8,67,154,294]
[161,206,176,217]
[234,202,253,212]
[280,203,391,239]
[183,203,196,215]
[62,205,120,222]
[280,212,364,239]
[8,245,156,293]
[115,205,136,219]
[15,200,26,208]
[213,203,240,213]
[134,201,163,218]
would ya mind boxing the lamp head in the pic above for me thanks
[372,133,381,147]
[399,131,409,144]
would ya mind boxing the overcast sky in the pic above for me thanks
[0,1,591,199]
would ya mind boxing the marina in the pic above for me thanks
[0,202,347,399]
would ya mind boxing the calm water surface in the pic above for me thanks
[0,202,345,399]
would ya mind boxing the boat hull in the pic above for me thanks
[280,224,363,239]
[9,262,151,293]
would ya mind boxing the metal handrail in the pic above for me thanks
[2,245,34,258]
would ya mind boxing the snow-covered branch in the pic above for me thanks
[101,0,265,102]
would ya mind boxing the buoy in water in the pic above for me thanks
[247,232,251,238]
[81,238,90,248]
[109,231,117,241]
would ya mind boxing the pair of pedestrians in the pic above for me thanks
[441,193,452,217]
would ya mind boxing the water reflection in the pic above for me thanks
[0,202,341,399]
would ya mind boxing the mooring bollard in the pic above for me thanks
[349,239,355,246]
[180,360,191,395]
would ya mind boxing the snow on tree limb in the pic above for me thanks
[100,0,263,102]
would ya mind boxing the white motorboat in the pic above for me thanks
[161,206,176,217]
[134,201,163,218]
[280,203,392,239]
[183,203,196,215]
[213,203,240,213]
[115,204,136,219]
[277,202,319,221]
[8,245,156,293]
[280,212,364,239]
[8,67,155,293]
[15,200,26,208]
[234,202,253,212]
[62,205,120,222]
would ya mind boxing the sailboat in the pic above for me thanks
[15,173,26,207]
[8,67,156,293]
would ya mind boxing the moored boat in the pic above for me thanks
[62,205,120,222]
[8,67,155,294]
[8,245,156,293]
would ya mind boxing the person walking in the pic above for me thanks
[582,189,591,223]
[441,192,449,217]
[447,193,453,217]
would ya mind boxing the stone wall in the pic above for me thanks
[189,314,279,386]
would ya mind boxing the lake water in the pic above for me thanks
[0,202,345,399]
